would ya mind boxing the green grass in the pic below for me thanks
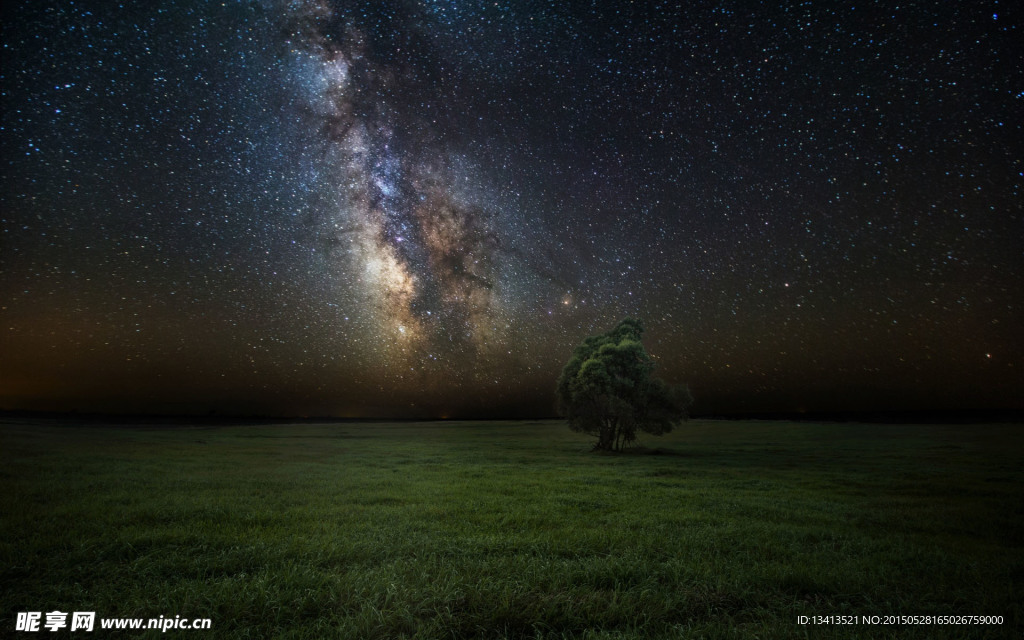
[1,418,1021,638]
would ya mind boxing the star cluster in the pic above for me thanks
[1,1,1020,417]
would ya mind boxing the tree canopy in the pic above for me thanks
[556,318,693,451]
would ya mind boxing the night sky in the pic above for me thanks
[2,1,1021,418]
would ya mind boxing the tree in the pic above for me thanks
[556,318,693,451]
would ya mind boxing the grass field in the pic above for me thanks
[1,417,1021,638]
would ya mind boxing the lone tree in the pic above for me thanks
[556,318,693,451]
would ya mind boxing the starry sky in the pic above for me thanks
[2,0,1021,418]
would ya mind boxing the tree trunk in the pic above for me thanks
[598,418,617,451]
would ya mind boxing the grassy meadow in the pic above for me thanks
[1,417,1021,638]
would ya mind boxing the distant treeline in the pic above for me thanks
[694,409,1024,424]
[2,408,1021,425]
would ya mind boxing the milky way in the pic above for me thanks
[1,1,1021,417]
[286,0,510,371]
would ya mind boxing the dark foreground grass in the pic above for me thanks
[1,418,1021,639]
